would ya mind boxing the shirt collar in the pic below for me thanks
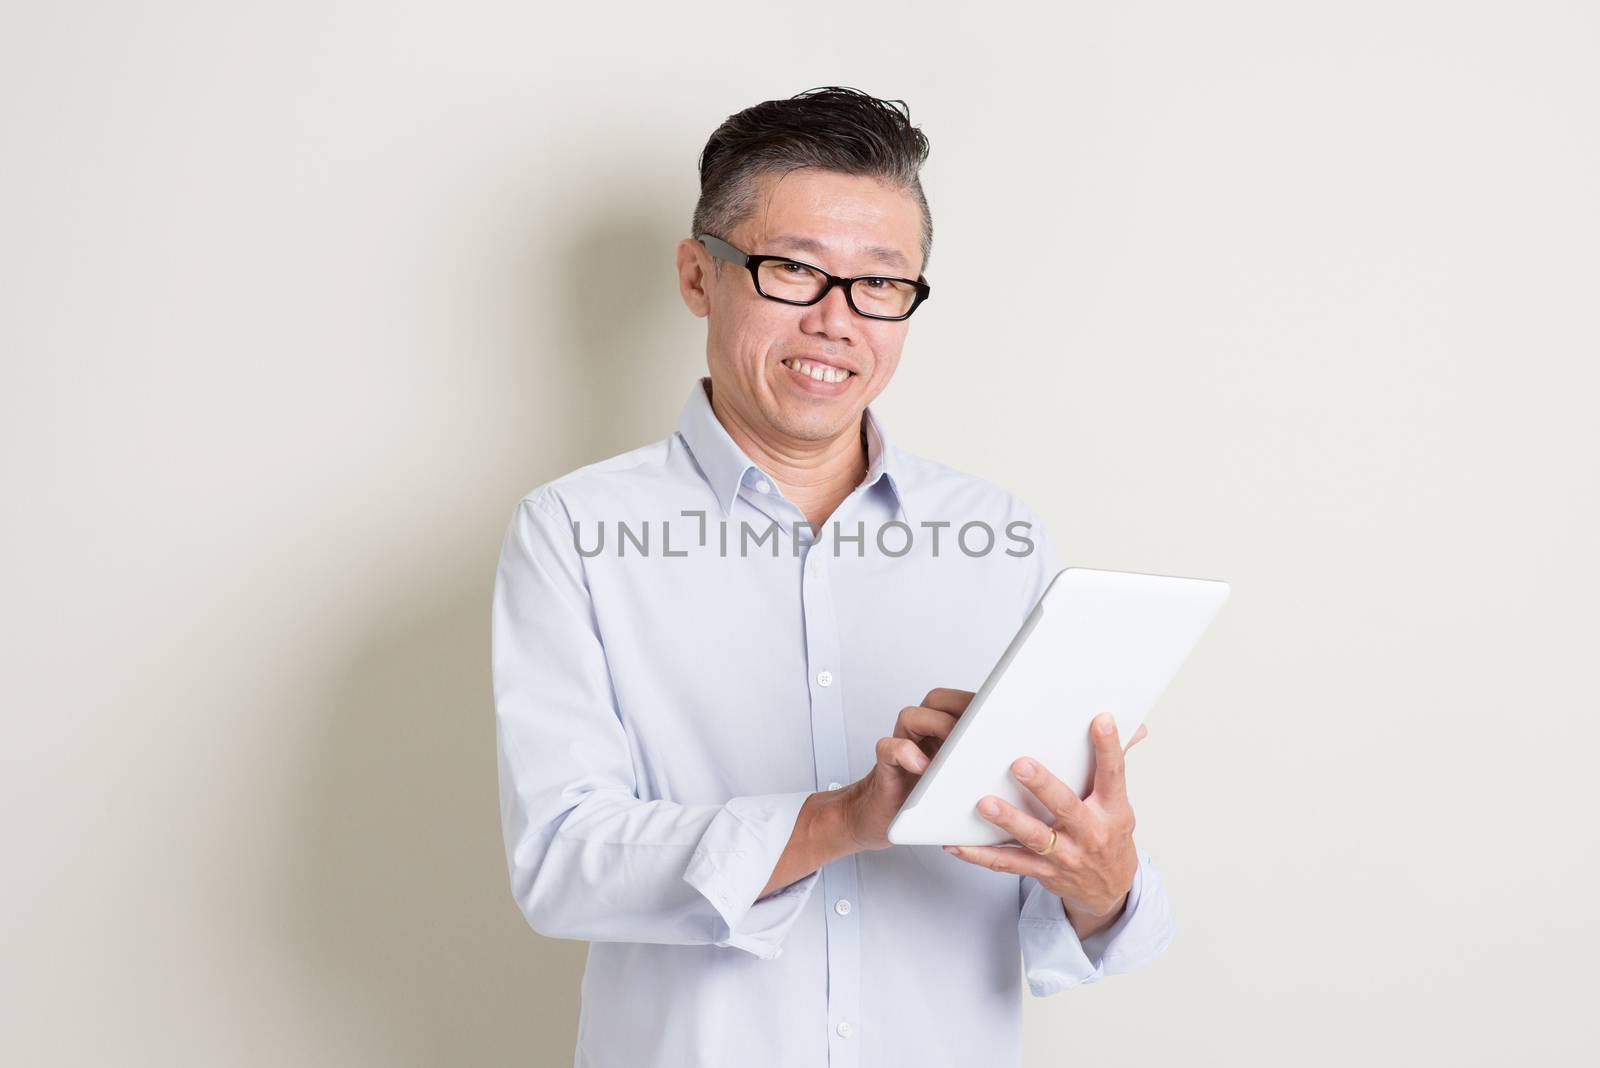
[676,375,911,525]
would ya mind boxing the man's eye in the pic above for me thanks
[779,262,808,274]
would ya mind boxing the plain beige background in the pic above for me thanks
[3,1,1597,1064]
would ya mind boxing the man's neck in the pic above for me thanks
[705,378,869,530]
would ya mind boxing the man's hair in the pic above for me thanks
[691,86,933,275]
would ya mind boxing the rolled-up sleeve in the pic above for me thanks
[492,490,819,960]
[1017,846,1177,996]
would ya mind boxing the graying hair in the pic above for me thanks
[691,86,933,276]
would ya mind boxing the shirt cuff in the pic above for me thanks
[1018,847,1177,996]
[681,790,821,960]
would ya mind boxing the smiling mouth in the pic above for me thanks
[781,357,855,384]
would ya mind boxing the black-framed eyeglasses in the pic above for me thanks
[695,232,931,321]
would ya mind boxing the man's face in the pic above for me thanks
[676,167,925,447]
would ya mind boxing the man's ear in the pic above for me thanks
[675,238,713,318]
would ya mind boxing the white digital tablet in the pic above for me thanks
[886,566,1230,846]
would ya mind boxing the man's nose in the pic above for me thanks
[801,282,856,342]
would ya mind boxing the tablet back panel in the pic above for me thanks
[886,566,1229,846]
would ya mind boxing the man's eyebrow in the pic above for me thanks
[767,234,914,274]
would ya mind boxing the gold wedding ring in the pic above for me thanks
[1032,828,1057,856]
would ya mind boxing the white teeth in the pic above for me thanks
[783,358,851,384]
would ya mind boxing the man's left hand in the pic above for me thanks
[944,713,1145,939]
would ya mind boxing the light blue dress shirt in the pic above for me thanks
[492,376,1176,1068]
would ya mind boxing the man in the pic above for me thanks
[492,87,1175,1068]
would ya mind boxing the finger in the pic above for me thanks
[1089,712,1128,806]
[875,735,930,775]
[942,843,1055,879]
[1008,756,1093,836]
[892,704,960,746]
[1124,724,1148,753]
[919,687,976,716]
[973,793,1058,854]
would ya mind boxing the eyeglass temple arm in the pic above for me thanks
[695,233,747,266]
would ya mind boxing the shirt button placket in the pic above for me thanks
[801,537,860,1067]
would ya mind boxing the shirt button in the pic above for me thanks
[755,479,771,493]
[816,670,833,687]
[834,898,852,916]
[837,1021,854,1038]
[827,781,842,791]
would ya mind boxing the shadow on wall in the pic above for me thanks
[562,211,705,466]
[285,203,695,1064]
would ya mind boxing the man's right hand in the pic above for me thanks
[834,688,1152,854]
[840,687,975,852]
